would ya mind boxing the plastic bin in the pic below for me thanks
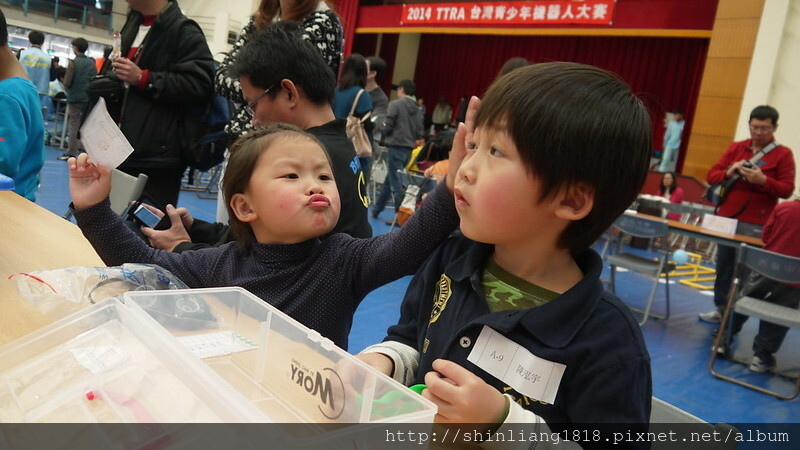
[124,287,437,444]
[0,298,266,425]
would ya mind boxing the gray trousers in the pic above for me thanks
[67,102,87,156]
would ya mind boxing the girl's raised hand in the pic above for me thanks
[446,96,480,193]
[68,153,112,210]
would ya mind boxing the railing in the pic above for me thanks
[1,0,124,33]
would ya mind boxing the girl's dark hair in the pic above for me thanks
[253,0,336,30]
[338,53,367,90]
[476,62,652,255]
[0,8,7,47]
[223,124,328,250]
[659,172,679,196]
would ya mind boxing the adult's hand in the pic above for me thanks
[140,205,192,251]
[111,57,143,85]
[739,164,767,185]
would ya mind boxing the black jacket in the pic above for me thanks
[112,0,214,169]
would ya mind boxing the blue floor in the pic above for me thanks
[33,143,798,434]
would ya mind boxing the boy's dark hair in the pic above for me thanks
[230,22,334,106]
[28,30,44,46]
[476,62,651,255]
[71,37,88,53]
[56,65,66,80]
[0,8,7,47]
[223,124,330,250]
[398,79,416,96]
[366,56,387,81]
[749,105,779,125]
[338,53,367,90]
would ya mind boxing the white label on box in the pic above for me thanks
[467,325,565,404]
[178,331,258,359]
[71,345,127,374]
[701,214,738,236]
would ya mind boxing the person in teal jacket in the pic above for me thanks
[0,8,45,201]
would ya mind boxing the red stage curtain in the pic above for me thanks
[336,0,360,57]
[413,34,708,170]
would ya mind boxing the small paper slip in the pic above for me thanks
[80,97,134,168]
[467,325,565,404]
[701,213,738,236]
[178,331,258,359]
[71,345,127,374]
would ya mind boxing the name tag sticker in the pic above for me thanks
[467,325,565,404]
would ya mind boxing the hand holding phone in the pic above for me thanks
[132,204,171,230]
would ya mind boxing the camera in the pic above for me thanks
[742,161,754,169]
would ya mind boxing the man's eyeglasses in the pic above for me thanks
[749,125,773,133]
[244,85,275,116]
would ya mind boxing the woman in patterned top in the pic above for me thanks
[213,0,343,220]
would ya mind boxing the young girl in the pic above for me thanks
[657,171,684,220]
[69,123,465,350]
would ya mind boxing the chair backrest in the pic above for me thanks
[109,169,148,216]
[650,398,739,450]
[614,214,670,239]
[736,243,800,285]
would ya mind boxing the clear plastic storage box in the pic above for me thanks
[124,287,437,434]
[0,298,265,424]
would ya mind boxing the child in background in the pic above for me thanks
[68,123,464,350]
[357,63,653,447]
[656,171,684,220]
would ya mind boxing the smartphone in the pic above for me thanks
[132,204,170,230]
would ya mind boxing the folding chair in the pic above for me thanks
[709,243,800,399]
[387,170,437,231]
[368,145,388,204]
[650,398,739,450]
[607,214,675,325]
[63,169,148,219]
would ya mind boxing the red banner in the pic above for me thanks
[401,1,616,26]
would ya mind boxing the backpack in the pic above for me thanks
[183,92,233,172]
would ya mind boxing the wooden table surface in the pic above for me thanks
[0,191,103,346]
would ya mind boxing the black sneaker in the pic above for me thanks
[57,153,72,161]
[748,353,776,373]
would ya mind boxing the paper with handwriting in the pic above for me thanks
[79,97,134,168]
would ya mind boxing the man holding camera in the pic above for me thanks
[699,105,796,331]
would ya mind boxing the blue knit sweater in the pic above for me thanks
[74,183,458,349]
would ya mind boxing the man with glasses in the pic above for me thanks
[139,22,370,253]
[699,106,796,345]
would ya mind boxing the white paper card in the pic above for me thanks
[467,325,565,404]
[178,331,258,359]
[79,97,134,168]
[701,213,738,236]
[71,345,127,374]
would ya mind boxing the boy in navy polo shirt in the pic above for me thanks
[359,63,653,448]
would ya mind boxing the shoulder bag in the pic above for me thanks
[345,89,373,158]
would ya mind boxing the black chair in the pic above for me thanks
[607,214,675,325]
[709,243,800,399]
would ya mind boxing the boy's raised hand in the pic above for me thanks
[446,96,480,193]
[423,358,507,428]
[68,153,112,210]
